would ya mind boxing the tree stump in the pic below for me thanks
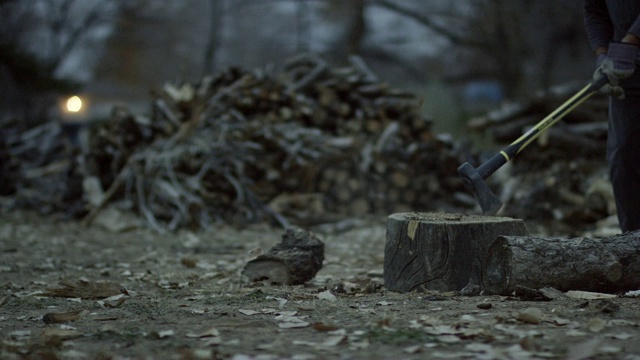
[384,212,527,293]
[482,231,640,294]
[242,227,324,285]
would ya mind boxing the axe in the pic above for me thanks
[457,75,607,215]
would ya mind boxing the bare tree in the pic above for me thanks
[366,0,587,99]
[203,0,225,76]
[0,0,117,124]
[344,0,365,56]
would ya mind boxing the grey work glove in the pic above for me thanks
[594,42,639,99]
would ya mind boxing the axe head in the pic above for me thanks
[457,162,503,216]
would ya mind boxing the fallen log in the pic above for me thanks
[383,212,527,293]
[242,227,324,285]
[482,231,640,295]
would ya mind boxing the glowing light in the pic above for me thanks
[66,96,83,113]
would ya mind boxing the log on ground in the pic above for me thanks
[482,231,640,294]
[384,212,527,293]
[242,227,324,285]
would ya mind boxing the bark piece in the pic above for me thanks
[482,232,640,294]
[243,227,324,285]
[43,279,124,299]
[384,212,527,293]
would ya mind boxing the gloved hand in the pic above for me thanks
[594,42,639,99]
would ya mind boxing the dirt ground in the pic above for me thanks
[1,210,640,360]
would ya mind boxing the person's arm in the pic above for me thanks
[584,0,613,55]
[626,12,640,45]
[622,31,640,46]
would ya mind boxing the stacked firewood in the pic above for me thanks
[78,55,472,231]
[0,118,84,215]
[465,82,614,232]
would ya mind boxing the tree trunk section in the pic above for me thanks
[242,228,324,285]
[384,212,527,293]
[482,231,640,294]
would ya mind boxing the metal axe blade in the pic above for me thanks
[456,75,607,215]
[457,162,503,215]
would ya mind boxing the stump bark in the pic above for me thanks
[384,212,527,292]
[482,231,640,294]
[242,227,324,285]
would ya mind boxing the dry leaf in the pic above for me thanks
[424,325,457,336]
[265,296,288,308]
[180,257,198,268]
[459,314,477,324]
[238,309,261,316]
[186,327,220,338]
[515,307,543,324]
[552,317,571,326]
[292,340,317,347]
[600,345,623,355]
[437,334,461,343]
[403,345,422,354]
[587,317,607,332]
[278,320,310,329]
[317,290,336,301]
[606,333,633,340]
[274,311,298,318]
[201,337,223,346]
[566,290,616,300]
[44,279,124,299]
[566,329,587,337]
[42,309,88,324]
[321,334,347,347]
[9,330,31,339]
[609,319,636,327]
[154,329,175,339]
[97,294,127,308]
[40,327,83,342]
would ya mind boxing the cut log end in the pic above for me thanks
[384,212,527,293]
[242,260,290,285]
[482,237,512,294]
[242,227,324,285]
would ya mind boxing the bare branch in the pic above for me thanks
[368,0,485,48]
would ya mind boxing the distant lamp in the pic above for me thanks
[66,95,83,113]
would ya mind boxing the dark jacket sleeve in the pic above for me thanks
[629,14,640,38]
[584,0,613,51]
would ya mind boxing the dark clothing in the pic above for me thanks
[584,0,640,88]
[584,0,640,232]
[584,0,640,48]
[607,95,640,232]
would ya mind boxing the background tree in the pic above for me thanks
[0,0,117,125]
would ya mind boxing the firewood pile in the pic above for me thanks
[1,55,474,231]
[467,82,615,232]
[0,119,84,216]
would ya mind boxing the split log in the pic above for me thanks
[242,227,324,285]
[482,231,640,295]
[384,212,527,293]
